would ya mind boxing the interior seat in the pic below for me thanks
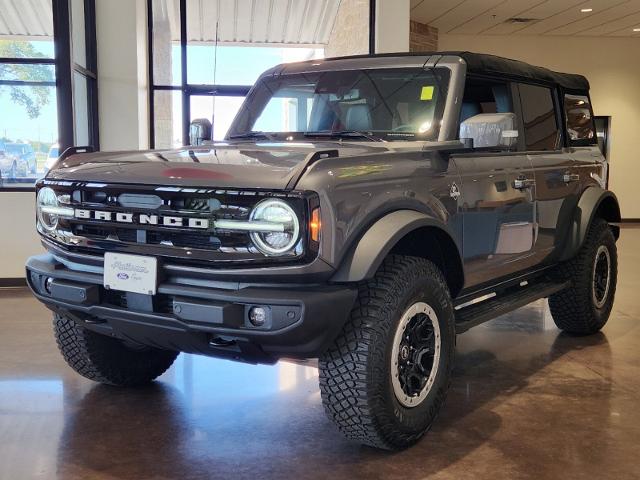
[344,104,373,131]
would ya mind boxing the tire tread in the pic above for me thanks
[54,313,178,386]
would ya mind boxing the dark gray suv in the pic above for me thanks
[26,52,620,450]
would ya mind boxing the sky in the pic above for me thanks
[0,41,57,145]
[0,39,322,148]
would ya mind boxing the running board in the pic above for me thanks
[454,280,571,333]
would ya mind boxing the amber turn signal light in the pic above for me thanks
[310,208,321,242]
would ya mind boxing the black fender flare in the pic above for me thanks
[330,210,463,290]
[559,187,621,262]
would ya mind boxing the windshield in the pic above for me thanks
[228,67,450,142]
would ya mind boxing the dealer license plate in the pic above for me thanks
[103,252,158,295]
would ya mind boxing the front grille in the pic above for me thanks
[41,182,310,264]
[72,224,228,250]
[103,288,176,314]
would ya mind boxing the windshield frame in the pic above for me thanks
[227,66,452,143]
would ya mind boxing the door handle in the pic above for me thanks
[563,173,580,183]
[513,177,535,190]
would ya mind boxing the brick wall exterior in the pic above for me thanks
[410,20,438,52]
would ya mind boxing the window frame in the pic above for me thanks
[147,0,251,149]
[458,74,570,155]
[0,0,98,192]
[514,82,563,153]
[457,74,524,152]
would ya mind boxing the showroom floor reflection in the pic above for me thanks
[2,228,640,480]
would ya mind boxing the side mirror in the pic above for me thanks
[459,113,517,149]
[189,118,213,146]
[501,129,519,149]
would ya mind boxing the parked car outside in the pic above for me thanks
[0,140,19,180]
[43,143,60,174]
[1,142,37,177]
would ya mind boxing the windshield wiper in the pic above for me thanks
[228,131,277,141]
[303,131,384,142]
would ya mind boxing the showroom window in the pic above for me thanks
[0,19,56,189]
[0,0,98,191]
[148,0,330,148]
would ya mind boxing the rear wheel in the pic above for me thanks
[319,255,455,450]
[549,217,617,335]
[54,313,179,386]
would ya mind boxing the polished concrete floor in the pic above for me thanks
[2,228,640,480]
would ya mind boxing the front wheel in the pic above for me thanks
[549,217,617,335]
[54,313,179,386]
[319,255,456,450]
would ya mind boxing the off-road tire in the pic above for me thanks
[549,217,617,335]
[54,313,179,386]
[319,255,456,450]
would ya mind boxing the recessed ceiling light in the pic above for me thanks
[581,8,593,12]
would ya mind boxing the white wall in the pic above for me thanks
[440,34,640,219]
[96,0,149,151]
[0,193,41,278]
[325,0,369,57]
[376,0,410,53]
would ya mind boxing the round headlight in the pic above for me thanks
[249,199,300,255]
[37,187,59,231]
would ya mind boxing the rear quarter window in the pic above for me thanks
[564,93,596,145]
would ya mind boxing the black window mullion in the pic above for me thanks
[180,0,189,146]
[147,0,155,148]
[0,80,56,87]
[52,0,74,152]
[0,57,55,64]
[83,0,98,74]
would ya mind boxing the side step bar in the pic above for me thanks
[454,280,571,334]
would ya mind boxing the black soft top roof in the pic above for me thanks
[453,51,589,91]
[315,51,589,91]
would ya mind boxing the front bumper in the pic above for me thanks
[26,254,357,364]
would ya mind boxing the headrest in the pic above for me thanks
[344,104,372,131]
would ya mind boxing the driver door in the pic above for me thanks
[454,78,538,289]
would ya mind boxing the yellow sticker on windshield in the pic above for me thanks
[420,86,434,101]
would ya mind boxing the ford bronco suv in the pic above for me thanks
[26,52,620,450]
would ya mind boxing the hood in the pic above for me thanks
[45,142,394,190]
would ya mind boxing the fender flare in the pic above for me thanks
[330,210,463,285]
[559,187,621,261]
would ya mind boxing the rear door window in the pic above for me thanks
[517,84,560,151]
[564,94,596,144]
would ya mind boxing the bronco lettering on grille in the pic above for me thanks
[74,209,210,229]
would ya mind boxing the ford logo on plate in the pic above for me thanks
[117,273,129,280]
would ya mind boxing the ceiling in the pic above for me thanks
[159,0,341,46]
[0,0,340,46]
[0,0,53,39]
[411,0,640,36]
